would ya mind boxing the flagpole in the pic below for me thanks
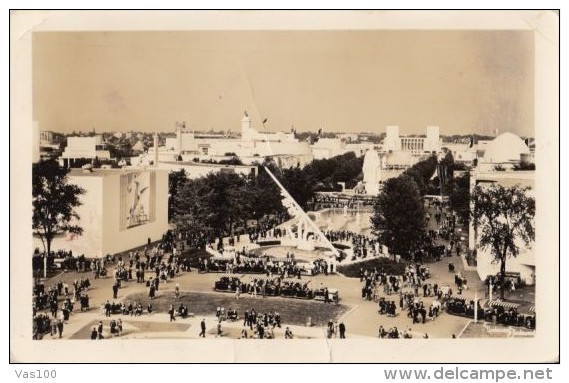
[440,164,443,197]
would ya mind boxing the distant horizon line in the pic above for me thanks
[41,129,533,139]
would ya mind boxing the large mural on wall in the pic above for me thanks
[120,171,156,230]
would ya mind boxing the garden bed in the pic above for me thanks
[337,257,406,277]
[124,291,350,327]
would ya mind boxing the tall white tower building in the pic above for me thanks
[362,149,382,195]
[241,111,254,142]
[424,125,441,152]
[384,126,400,152]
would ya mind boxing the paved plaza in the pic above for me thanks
[34,204,533,341]
[37,267,474,340]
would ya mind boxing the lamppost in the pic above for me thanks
[474,291,479,323]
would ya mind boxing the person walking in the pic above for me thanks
[56,319,64,339]
[97,321,104,339]
[104,300,111,317]
[50,300,58,318]
[169,305,176,322]
[216,322,223,338]
[199,319,206,337]
[112,283,119,299]
[326,320,334,338]
[339,322,346,339]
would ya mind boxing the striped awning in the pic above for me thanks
[268,257,294,262]
[488,300,519,309]
[449,295,471,301]
[246,276,305,282]
[211,256,233,261]
[528,306,535,313]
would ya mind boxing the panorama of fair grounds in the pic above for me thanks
[31,114,536,342]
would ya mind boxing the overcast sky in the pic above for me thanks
[33,30,534,137]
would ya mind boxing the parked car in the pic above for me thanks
[313,288,339,303]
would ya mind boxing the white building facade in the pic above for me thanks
[59,135,112,167]
[134,113,314,173]
[34,168,169,258]
[383,125,442,154]
[467,132,535,285]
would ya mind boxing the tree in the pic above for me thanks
[32,159,86,277]
[303,152,363,192]
[168,169,188,220]
[168,161,290,242]
[169,176,212,240]
[279,165,314,210]
[218,156,244,166]
[249,163,285,221]
[471,184,535,299]
[371,175,426,259]
[331,152,364,189]
[402,155,437,195]
[172,172,252,237]
[438,151,455,195]
[449,171,471,225]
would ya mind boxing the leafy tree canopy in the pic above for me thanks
[471,184,535,299]
[371,175,426,257]
[32,159,85,273]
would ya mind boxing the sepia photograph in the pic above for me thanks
[10,10,559,363]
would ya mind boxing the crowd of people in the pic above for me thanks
[324,224,452,264]
[312,195,374,210]
[325,229,379,261]
[357,260,462,328]
[404,296,441,324]
[378,325,429,339]
[102,300,154,317]
[245,215,288,244]
[191,307,291,339]
[33,277,91,312]
[376,291,444,325]
[32,276,94,338]
[378,325,401,338]
[171,227,211,253]
[30,194,535,341]
[175,214,288,252]
[358,263,431,301]
[32,314,53,339]
[214,275,325,301]
[89,319,123,339]
[239,308,284,339]
[215,307,239,321]
[168,304,190,321]
[199,251,332,278]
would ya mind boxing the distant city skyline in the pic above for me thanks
[33,30,534,137]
